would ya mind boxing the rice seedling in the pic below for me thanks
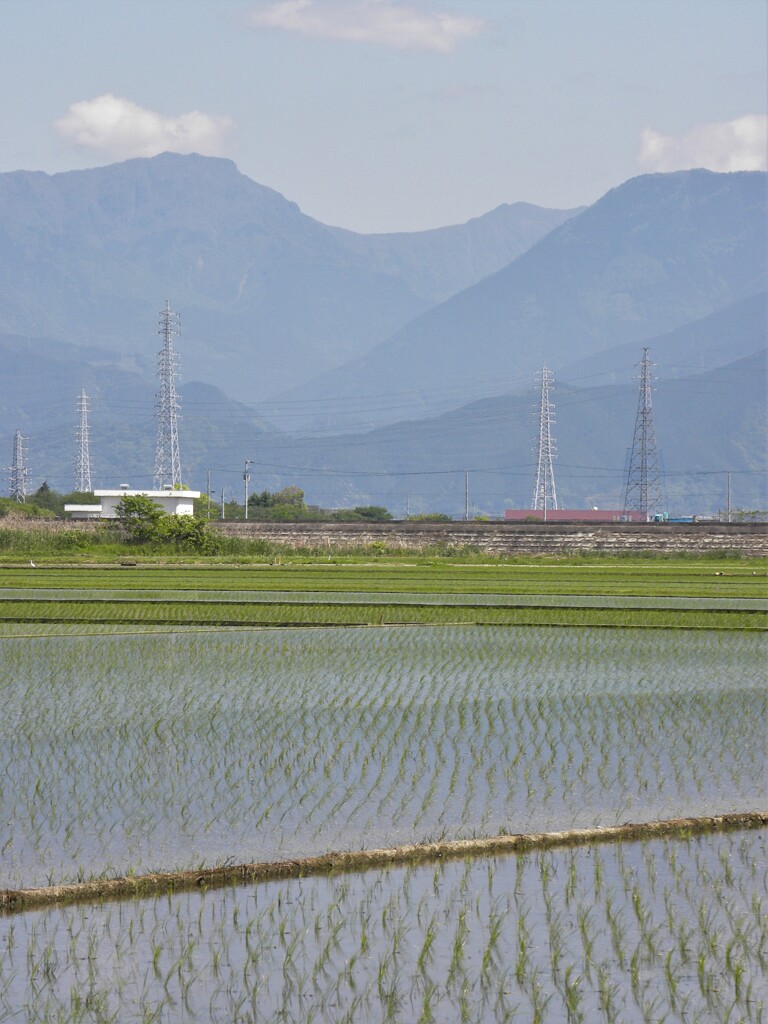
[1,624,764,891]
[1,556,764,1020]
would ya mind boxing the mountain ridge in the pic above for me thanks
[0,152,580,402]
[270,169,767,432]
[1,159,764,512]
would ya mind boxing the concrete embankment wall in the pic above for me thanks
[3,516,765,556]
[211,521,768,557]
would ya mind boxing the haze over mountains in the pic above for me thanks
[261,349,766,516]
[0,153,578,404]
[0,154,765,514]
[272,169,767,432]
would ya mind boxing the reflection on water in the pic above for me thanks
[1,829,764,1023]
[1,626,765,888]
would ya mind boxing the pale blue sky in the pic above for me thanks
[1,0,765,231]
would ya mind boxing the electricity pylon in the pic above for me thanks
[531,365,558,512]
[153,300,182,489]
[8,429,28,502]
[622,347,664,520]
[74,387,93,492]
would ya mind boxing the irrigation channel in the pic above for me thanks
[0,558,765,1022]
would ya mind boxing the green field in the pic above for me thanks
[0,557,765,632]
[1,559,765,595]
[1,554,765,1022]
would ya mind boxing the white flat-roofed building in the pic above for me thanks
[64,504,104,520]
[66,486,200,519]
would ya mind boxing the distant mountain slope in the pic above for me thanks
[559,291,767,386]
[270,170,767,432]
[0,153,576,405]
[0,333,275,492]
[251,351,766,516]
[14,341,762,517]
[330,202,583,304]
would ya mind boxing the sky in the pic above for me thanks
[1,0,766,232]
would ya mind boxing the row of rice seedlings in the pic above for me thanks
[0,829,763,1022]
[1,593,762,630]
[0,634,753,884]
[3,586,764,611]
[1,558,763,598]
[1,625,763,890]
[0,623,227,637]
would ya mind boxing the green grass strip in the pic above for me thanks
[1,561,764,599]
[0,599,762,630]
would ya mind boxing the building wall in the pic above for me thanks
[94,491,199,517]
[64,506,103,520]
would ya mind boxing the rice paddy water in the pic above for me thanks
[0,557,765,1021]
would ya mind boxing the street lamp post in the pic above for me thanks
[244,459,253,520]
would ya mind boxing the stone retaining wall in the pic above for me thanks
[0,514,79,532]
[211,521,768,557]
[3,515,765,556]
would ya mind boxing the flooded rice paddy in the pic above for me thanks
[1,828,765,1022]
[1,625,764,890]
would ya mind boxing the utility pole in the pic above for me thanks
[8,430,28,502]
[153,300,182,489]
[465,470,470,522]
[244,459,253,520]
[531,366,558,513]
[220,488,225,520]
[727,471,732,524]
[74,387,93,493]
[622,348,664,521]
[206,468,211,520]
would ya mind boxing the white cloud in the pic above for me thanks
[54,94,234,160]
[638,115,767,173]
[249,0,483,52]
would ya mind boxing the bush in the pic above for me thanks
[332,506,392,522]
[113,495,220,553]
[157,515,221,554]
[114,494,166,542]
[0,498,56,520]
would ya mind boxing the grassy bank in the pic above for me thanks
[1,520,765,564]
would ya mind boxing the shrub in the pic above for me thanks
[157,515,221,554]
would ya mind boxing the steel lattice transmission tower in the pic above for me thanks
[622,347,664,520]
[8,429,28,502]
[74,387,93,492]
[531,365,558,511]
[153,300,182,489]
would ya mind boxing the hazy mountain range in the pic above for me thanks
[0,154,765,514]
[271,169,766,432]
[0,153,579,404]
